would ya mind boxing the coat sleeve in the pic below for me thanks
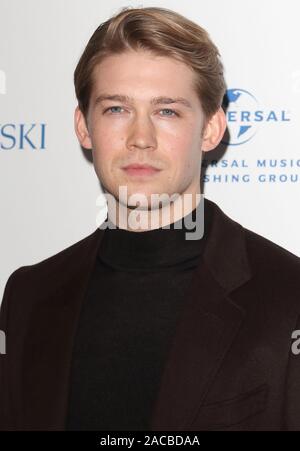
[0,269,21,431]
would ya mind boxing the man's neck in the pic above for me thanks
[107,191,203,232]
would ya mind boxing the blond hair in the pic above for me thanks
[74,6,226,125]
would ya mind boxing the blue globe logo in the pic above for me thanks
[222,88,260,146]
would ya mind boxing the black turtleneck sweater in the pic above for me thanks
[65,198,212,431]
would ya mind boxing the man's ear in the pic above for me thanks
[74,105,92,150]
[201,106,227,152]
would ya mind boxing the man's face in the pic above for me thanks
[78,49,210,210]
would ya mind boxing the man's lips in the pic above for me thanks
[122,164,162,176]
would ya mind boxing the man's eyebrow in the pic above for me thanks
[93,94,193,109]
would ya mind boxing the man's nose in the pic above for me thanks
[126,114,157,151]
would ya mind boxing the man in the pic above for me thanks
[1,6,300,431]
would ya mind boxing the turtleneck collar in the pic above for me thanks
[97,196,213,272]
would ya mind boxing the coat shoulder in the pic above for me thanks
[239,224,300,314]
[242,224,300,273]
[1,228,101,308]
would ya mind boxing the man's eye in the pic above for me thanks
[104,106,124,114]
[103,106,178,116]
[160,108,178,117]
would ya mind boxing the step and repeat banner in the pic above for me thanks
[1,0,299,300]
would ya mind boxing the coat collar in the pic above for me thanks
[20,197,252,430]
[149,197,252,430]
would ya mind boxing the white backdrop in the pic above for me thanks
[1,0,299,301]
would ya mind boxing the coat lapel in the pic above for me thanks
[149,199,253,430]
[20,227,105,430]
[20,198,252,430]
[148,263,246,430]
